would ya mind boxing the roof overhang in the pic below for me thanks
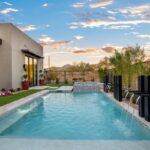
[21,49,43,59]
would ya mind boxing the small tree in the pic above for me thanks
[109,45,145,89]
[98,57,110,82]
[98,68,108,82]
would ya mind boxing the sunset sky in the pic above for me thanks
[0,0,150,67]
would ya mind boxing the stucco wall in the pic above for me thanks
[0,24,12,89]
[10,24,43,89]
[0,23,43,89]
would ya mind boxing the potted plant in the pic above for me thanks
[39,70,45,86]
[22,74,29,90]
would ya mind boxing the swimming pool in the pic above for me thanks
[0,92,150,140]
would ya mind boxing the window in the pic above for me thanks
[25,56,38,86]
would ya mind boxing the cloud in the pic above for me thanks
[72,2,85,8]
[127,32,150,38]
[43,3,48,7]
[136,34,150,38]
[40,41,70,49]
[2,2,13,6]
[74,11,116,22]
[103,25,131,30]
[0,8,18,14]
[39,36,55,43]
[90,0,113,8]
[69,26,78,29]
[119,4,150,19]
[70,19,150,28]
[124,32,139,36]
[72,49,99,54]
[101,47,116,53]
[19,25,37,31]
[102,44,123,53]
[74,35,84,40]
[107,10,117,15]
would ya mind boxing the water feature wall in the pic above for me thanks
[73,82,103,92]
[138,75,150,121]
[113,76,122,102]
[138,76,145,117]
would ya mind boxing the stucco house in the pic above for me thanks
[0,23,43,90]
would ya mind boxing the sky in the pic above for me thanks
[0,0,150,67]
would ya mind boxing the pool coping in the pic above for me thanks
[102,91,150,130]
[0,138,150,150]
[0,90,49,117]
[56,86,73,92]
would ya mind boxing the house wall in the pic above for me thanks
[0,23,43,90]
[10,24,43,89]
[0,24,12,89]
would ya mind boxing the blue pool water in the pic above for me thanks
[0,92,150,140]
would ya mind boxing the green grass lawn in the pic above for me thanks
[0,90,40,106]
[48,83,74,87]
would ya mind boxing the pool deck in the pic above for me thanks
[0,90,49,116]
[56,86,73,92]
[0,139,150,150]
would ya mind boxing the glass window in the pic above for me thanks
[25,56,29,80]
[25,56,38,86]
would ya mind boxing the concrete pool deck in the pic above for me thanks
[0,139,150,150]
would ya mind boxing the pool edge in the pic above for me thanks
[102,91,150,130]
[0,90,49,117]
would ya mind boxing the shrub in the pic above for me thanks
[23,74,28,80]
[56,78,60,84]
[65,79,68,84]
[17,88,21,91]
[1,88,6,92]
[10,89,15,92]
